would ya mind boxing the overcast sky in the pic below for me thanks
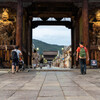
[32,26,71,46]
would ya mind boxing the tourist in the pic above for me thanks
[39,55,44,69]
[66,51,71,68]
[76,42,89,75]
[32,49,39,69]
[11,46,22,73]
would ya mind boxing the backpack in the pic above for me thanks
[79,47,86,58]
[11,50,18,61]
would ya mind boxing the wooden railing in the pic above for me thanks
[0,45,15,68]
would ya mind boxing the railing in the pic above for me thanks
[0,45,15,68]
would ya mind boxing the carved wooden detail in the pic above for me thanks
[0,8,15,45]
[0,8,16,67]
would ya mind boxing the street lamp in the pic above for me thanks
[36,47,39,51]
[62,48,64,51]
[62,47,65,68]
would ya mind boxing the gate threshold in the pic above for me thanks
[29,67,73,71]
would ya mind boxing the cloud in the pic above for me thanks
[32,26,71,46]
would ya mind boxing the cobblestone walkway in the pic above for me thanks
[0,69,100,100]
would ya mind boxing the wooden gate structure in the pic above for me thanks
[0,0,100,67]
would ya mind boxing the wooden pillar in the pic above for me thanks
[30,24,32,66]
[76,19,79,67]
[26,17,32,66]
[25,16,29,66]
[82,0,89,51]
[28,19,30,66]
[29,18,32,66]
[71,22,74,68]
[76,21,79,49]
[16,0,23,50]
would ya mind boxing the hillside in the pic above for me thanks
[32,39,64,54]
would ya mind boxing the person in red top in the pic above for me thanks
[76,42,89,75]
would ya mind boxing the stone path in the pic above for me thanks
[0,69,100,100]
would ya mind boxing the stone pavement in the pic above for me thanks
[0,69,100,100]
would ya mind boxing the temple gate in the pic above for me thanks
[0,0,100,68]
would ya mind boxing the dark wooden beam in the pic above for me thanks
[30,12,73,18]
[27,19,31,65]
[71,23,74,68]
[82,0,89,50]
[0,2,17,8]
[55,18,62,21]
[32,21,72,28]
[22,0,82,3]
[41,18,48,21]
[82,0,90,65]
[26,18,29,66]
[29,18,32,66]
[75,18,80,67]
[16,0,23,50]
[30,2,77,8]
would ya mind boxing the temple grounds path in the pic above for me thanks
[0,69,100,100]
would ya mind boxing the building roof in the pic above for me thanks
[43,51,58,61]
[43,51,58,56]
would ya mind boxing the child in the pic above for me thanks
[19,55,24,71]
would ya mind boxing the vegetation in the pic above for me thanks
[32,39,64,54]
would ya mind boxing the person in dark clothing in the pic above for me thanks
[39,56,44,69]
[11,46,22,74]
[40,58,43,63]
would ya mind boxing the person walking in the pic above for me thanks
[39,55,44,69]
[32,49,39,69]
[11,46,22,73]
[76,42,89,75]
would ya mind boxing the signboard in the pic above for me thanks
[62,58,64,60]
[91,60,97,66]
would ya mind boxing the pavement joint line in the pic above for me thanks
[36,72,47,100]
[7,73,37,99]
[29,69,72,72]
[55,72,66,100]
[63,73,96,100]
[0,73,5,76]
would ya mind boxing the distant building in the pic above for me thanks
[43,51,58,62]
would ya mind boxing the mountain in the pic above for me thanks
[32,39,64,54]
